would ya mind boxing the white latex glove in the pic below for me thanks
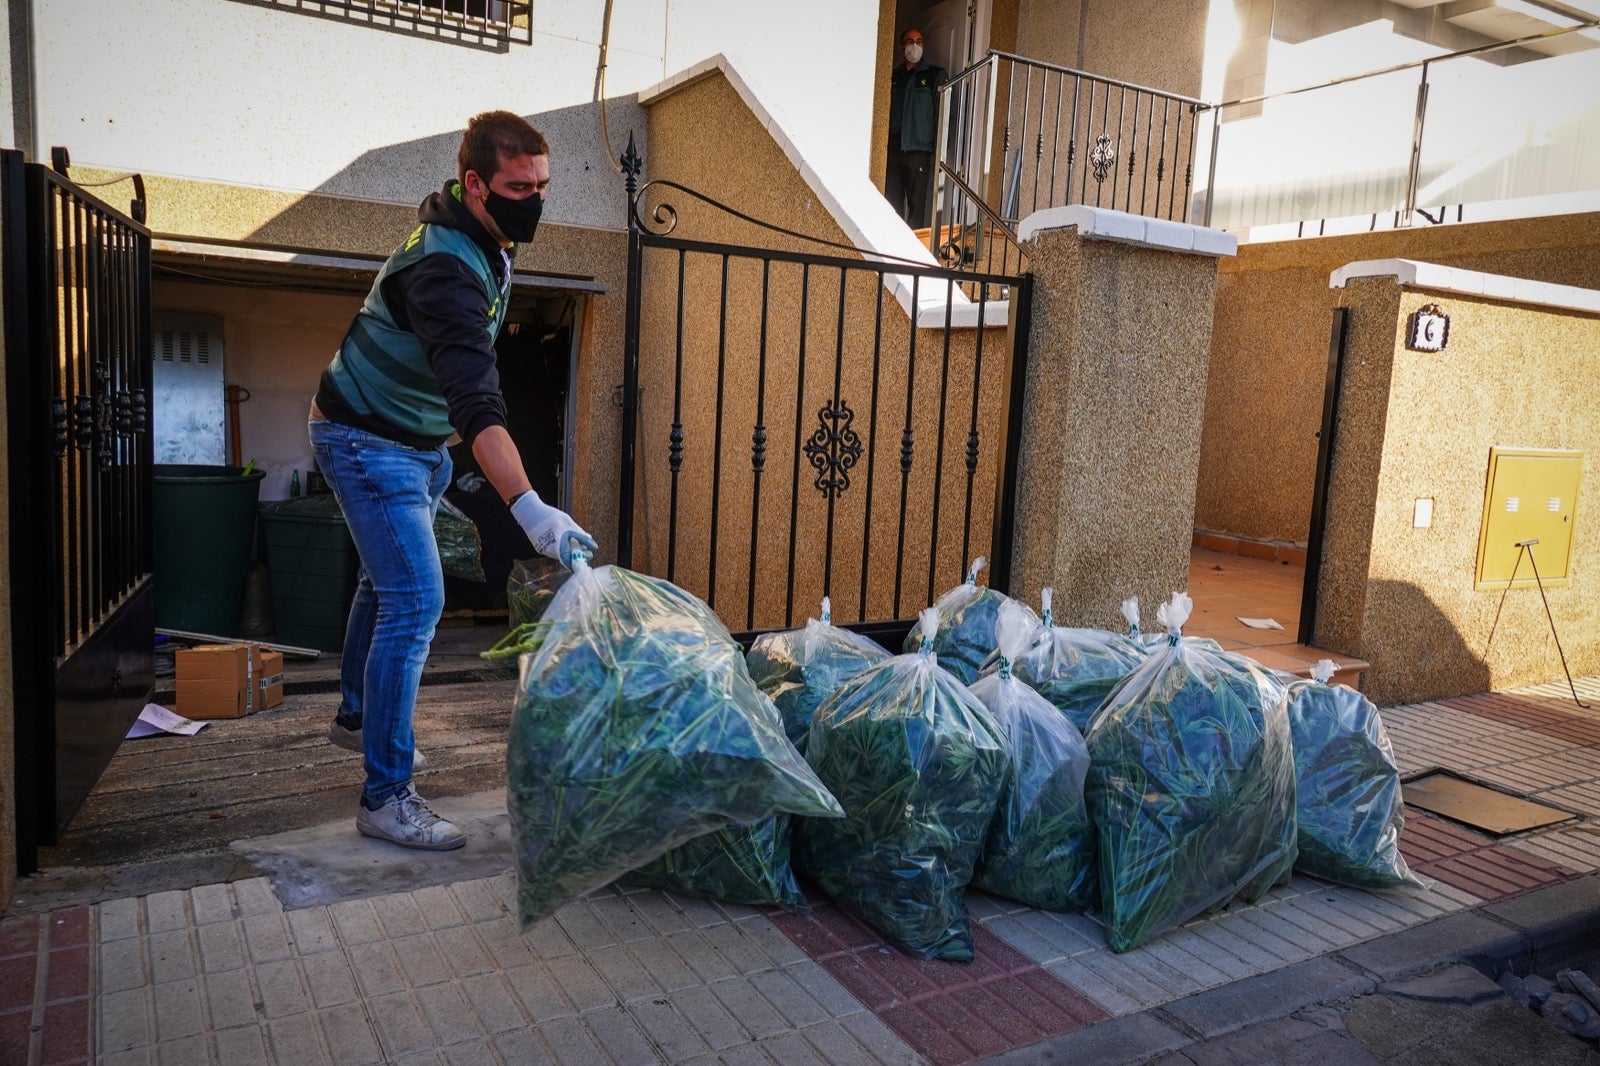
[509,491,598,569]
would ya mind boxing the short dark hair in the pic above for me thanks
[458,111,549,183]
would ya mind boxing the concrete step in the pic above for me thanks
[1236,643,1370,690]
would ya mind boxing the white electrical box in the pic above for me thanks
[152,312,226,465]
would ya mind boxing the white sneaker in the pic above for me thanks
[356,786,465,850]
[327,720,428,771]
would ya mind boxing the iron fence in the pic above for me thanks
[3,148,155,857]
[618,143,1031,639]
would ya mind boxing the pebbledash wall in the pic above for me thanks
[1197,212,1600,549]
[1313,262,1600,706]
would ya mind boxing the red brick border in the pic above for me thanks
[0,907,92,1066]
[770,900,1107,1065]
[1400,812,1580,902]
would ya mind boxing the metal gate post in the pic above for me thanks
[618,134,643,567]
[988,273,1031,595]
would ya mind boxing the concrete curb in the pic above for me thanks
[977,872,1600,1065]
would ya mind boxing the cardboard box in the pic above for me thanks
[257,649,285,710]
[176,644,256,719]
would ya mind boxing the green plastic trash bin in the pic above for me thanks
[154,464,266,636]
[258,496,359,653]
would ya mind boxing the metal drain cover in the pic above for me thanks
[1404,769,1577,836]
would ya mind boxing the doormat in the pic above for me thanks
[1403,768,1578,836]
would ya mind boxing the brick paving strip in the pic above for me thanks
[0,678,1593,1063]
[0,906,92,1065]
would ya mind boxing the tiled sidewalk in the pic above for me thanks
[2,677,1597,1064]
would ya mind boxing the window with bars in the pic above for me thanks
[234,0,532,48]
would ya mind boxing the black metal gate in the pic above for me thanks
[617,146,1031,645]
[2,149,154,871]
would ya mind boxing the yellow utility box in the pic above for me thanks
[1474,447,1583,589]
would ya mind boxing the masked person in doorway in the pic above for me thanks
[886,27,946,227]
[309,111,597,850]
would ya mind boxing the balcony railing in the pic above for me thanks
[1201,21,1600,233]
[233,0,532,47]
[931,51,1208,276]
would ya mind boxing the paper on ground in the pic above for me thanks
[1237,617,1284,630]
[127,703,208,739]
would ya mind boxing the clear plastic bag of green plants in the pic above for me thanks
[506,557,568,627]
[621,813,807,909]
[746,597,892,752]
[797,609,1009,961]
[970,602,1097,912]
[1086,592,1298,952]
[435,499,484,582]
[507,557,844,928]
[901,556,1032,684]
[989,587,1147,734]
[1285,661,1421,889]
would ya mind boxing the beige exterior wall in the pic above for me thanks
[1011,220,1223,630]
[1198,211,1600,546]
[1016,0,1207,94]
[643,72,1009,630]
[1315,276,1600,705]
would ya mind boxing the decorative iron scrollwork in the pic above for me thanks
[900,427,914,474]
[72,396,94,453]
[668,422,684,474]
[131,389,148,435]
[51,398,68,458]
[115,390,132,436]
[965,429,980,475]
[1090,134,1116,184]
[804,400,863,499]
[751,424,767,474]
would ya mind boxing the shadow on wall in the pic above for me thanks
[241,99,646,252]
[1361,579,1492,707]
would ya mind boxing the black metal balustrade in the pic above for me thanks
[618,139,1031,641]
[932,50,1208,277]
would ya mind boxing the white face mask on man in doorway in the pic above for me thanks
[903,41,924,64]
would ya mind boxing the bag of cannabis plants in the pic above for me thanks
[797,610,1009,960]
[996,587,1147,734]
[506,558,843,927]
[746,597,891,752]
[969,601,1098,912]
[1285,661,1420,889]
[1086,593,1298,952]
[902,557,1032,684]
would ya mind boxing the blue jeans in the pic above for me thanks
[309,419,451,805]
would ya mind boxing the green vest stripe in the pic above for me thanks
[326,222,507,439]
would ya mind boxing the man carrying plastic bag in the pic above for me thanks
[507,556,843,927]
[1086,592,1297,952]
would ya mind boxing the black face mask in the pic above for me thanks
[484,188,542,243]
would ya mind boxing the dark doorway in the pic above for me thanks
[443,296,576,612]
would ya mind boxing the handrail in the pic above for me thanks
[937,164,1020,242]
[1210,19,1598,110]
[984,49,1209,106]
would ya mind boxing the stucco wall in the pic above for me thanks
[19,0,879,231]
[643,71,1010,630]
[1016,0,1207,94]
[1315,275,1600,705]
[1199,211,1600,546]
[1011,218,1224,630]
